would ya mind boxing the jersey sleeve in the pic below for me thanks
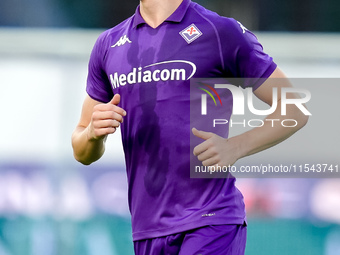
[86,32,113,103]
[221,18,277,90]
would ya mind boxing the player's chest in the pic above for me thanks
[104,24,223,82]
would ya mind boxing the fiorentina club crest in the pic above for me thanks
[180,24,202,44]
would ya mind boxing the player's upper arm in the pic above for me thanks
[253,67,293,106]
[254,67,309,128]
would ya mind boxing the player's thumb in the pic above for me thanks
[192,128,214,140]
[109,94,121,106]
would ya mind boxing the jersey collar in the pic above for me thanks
[133,0,191,28]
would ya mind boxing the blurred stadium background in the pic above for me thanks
[0,0,340,254]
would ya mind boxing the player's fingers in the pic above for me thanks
[101,104,126,117]
[93,110,124,123]
[109,94,127,116]
[94,102,126,117]
[196,148,216,162]
[109,111,125,123]
[193,138,214,156]
[193,143,206,157]
[111,119,121,128]
[112,105,127,118]
[94,119,120,129]
[109,94,121,106]
[93,127,117,138]
[192,128,214,141]
[202,157,219,167]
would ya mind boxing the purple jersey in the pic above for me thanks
[86,0,276,241]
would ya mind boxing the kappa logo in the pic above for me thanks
[237,21,248,34]
[111,35,132,48]
[180,24,202,44]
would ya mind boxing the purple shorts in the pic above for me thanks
[134,224,247,255]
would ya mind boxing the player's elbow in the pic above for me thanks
[71,142,97,166]
[73,153,93,165]
[71,131,101,165]
[72,148,102,165]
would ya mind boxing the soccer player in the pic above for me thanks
[71,0,308,254]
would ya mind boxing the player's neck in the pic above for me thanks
[139,0,183,28]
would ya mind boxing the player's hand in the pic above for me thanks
[192,128,240,168]
[87,94,126,140]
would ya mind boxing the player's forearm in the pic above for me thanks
[71,126,106,165]
[235,101,309,159]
